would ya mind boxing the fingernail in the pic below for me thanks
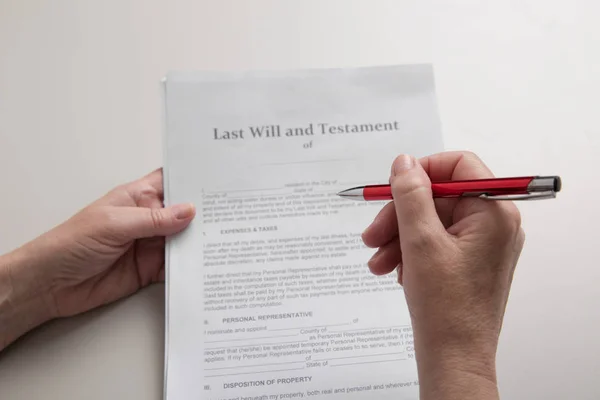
[172,203,195,220]
[392,155,415,176]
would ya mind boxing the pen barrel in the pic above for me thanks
[359,176,560,200]
[362,185,394,200]
[431,177,535,197]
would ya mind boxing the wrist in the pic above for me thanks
[413,326,499,399]
[0,245,57,351]
[417,360,499,400]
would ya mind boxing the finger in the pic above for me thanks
[108,168,165,208]
[389,155,447,246]
[362,201,398,248]
[112,203,196,239]
[130,168,165,207]
[125,168,165,206]
[419,151,495,182]
[134,236,165,286]
[419,151,498,225]
[137,195,163,209]
[362,154,473,248]
[367,238,402,276]
[141,168,165,197]
[363,151,498,247]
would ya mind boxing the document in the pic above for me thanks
[162,64,444,400]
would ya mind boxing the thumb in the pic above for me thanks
[390,155,445,245]
[112,203,196,239]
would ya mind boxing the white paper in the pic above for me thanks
[162,64,444,400]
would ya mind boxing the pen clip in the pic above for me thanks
[479,191,557,201]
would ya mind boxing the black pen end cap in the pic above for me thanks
[554,176,562,192]
[537,175,562,193]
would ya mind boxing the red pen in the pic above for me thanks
[337,176,561,201]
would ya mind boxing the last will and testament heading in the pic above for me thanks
[213,121,400,140]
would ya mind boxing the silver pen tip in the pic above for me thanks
[336,187,364,199]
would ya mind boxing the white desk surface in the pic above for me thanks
[1,1,598,399]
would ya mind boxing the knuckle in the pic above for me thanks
[502,203,522,234]
[138,185,157,198]
[134,182,159,201]
[486,202,522,238]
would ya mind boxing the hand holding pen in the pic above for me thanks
[358,151,546,399]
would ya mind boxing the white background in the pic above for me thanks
[0,1,598,399]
